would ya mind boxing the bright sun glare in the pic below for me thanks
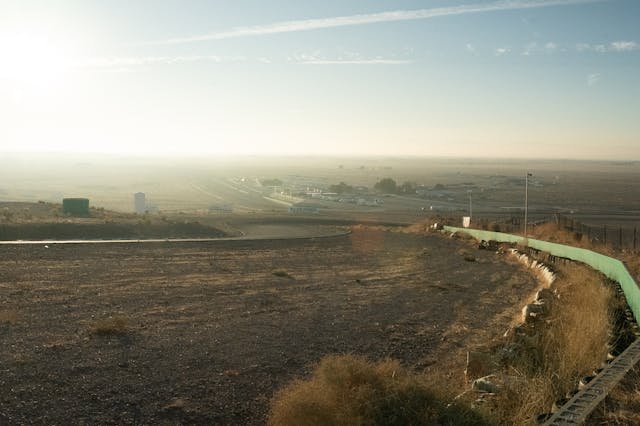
[0,27,73,97]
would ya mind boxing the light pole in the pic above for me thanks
[524,173,528,237]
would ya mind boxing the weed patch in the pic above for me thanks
[272,269,293,279]
[269,354,488,426]
[89,316,129,336]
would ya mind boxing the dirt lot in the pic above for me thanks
[0,230,538,425]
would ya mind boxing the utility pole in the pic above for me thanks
[468,190,472,221]
[524,173,528,237]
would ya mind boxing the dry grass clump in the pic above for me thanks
[527,222,621,256]
[89,316,129,335]
[0,310,19,324]
[272,269,293,279]
[490,263,614,424]
[540,265,611,384]
[622,254,640,282]
[403,221,432,234]
[269,354,488,426]
[526,223,640,281]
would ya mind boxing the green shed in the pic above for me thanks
[62,198,90,216]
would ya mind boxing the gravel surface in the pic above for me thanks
[0,230,537,425]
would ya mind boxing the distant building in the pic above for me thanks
[134,192,146,214]
[288,202,320,214]
[62,198,90,216]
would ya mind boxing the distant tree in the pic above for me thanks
[374,178,397,194]
[433,183,446,190]
[329,182,354,194]
[397,181,417,195]
[1,208,14,223]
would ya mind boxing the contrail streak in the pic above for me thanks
[150,0,605,45]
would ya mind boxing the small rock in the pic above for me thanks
[472,376,499,393]
[522,303,546,323]
[535,288,553,303]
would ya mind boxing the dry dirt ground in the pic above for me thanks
[0,230,538,425]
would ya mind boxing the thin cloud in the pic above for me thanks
[494,47,511,56]
[611,41,638,51]
[289,52,411,65]
[576,43,591,52]
[576,41,639,53]
[288,51,412,65]
[75,53,411,69]
[522,41,538,55]
[75,55,245,69]
[151,0,605,45]
[587,72,600,86]
[521,40,638,55]
[522,41,558,55]
[299,59,412,65]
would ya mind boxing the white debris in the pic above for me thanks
[472,376,500,393]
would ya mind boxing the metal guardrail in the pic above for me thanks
[443,226,640,325]
[544,339,640,425]
[443,226,640,424]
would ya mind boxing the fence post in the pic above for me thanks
[619,227,623,250]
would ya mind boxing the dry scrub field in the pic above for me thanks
[0,230,538,424]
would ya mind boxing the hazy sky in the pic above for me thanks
[1,0,638,159]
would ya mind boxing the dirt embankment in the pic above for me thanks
[0,222,226,241]
[0,230,537,424]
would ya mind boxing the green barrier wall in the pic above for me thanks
[444,226,640,325]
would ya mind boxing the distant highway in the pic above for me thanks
[190,178,288,212]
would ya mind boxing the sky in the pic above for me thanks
[0,0,639,159]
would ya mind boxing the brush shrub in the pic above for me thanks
[272,269,293,279]
[89,316,128,335]
[269,354,488,426]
